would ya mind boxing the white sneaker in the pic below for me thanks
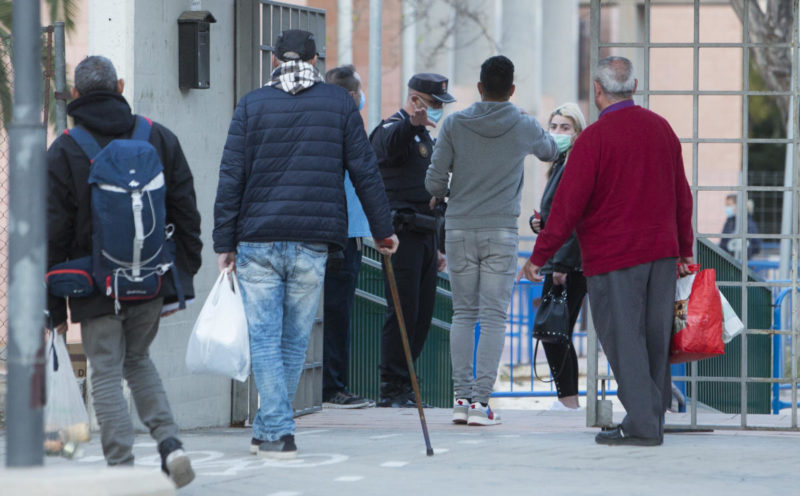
[467,402,501,426]
[549,401,582,412]
[452,398,470,424]
[164,449,195,488]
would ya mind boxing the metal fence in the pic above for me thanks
[350,242,454,407]
[0,27,58,363]
[230,1,329,423]
[587,0,800,431]
[0,33,13,364]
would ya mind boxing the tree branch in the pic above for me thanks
[731,0,792,125]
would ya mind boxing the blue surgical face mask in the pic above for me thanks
[427,107,444,123]
[725,206,735,218]
[358,91,365,111]
[550,132,572,154]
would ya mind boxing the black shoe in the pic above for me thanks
[595,427,662,446]
[400,381,432,408]
[378,381,405,408]
[323,390,372,409]
[158,437,195,488]
[376,394,410,408]
[257,434,297,460]
[376,393,431,408]
[401,396,433,408]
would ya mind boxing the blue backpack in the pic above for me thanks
[65,116,184,312]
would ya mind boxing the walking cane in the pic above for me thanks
[382,251,435,456]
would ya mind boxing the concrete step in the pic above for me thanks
[0,466,175,496]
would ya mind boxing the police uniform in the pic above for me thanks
[369,73,454,407]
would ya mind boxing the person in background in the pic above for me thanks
[370,73,454,408]
[321,64,373,409]
[529,103,587,412]
[46,55,202,487]
[426,55,558,425]
[719,193,761,259]
[214,30,397,459]
[520,56,694,446]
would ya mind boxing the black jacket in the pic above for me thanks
[370,109,436,214]
[213,83,393,253]
[47,91,203,324]
[537,153,581,273]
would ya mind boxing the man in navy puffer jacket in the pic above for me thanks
[213,30,398,460]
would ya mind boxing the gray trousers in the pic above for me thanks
[587,257,677,439]
[447,228,518,404]
[81,298,179,465]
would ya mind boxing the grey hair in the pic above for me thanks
[595,56,635,100]
[74,56,118,95]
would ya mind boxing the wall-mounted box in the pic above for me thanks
[178,10,216,89]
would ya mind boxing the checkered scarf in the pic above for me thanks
[266,60,324,95]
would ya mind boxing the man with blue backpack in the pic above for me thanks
[46,56,202,488]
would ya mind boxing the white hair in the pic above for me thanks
[595,56,636,100]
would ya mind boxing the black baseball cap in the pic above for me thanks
[408,73,455,103]
[275,29,317,61]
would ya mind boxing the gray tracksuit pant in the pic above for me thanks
[81,298,179,465]
[447,228,518,404]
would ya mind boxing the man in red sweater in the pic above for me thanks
[519,56,694,446]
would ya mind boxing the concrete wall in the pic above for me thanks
[88,0,236,429]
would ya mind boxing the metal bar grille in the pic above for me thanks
[790,0,799,430]
[588,0,800,431]
[258,0,326,88]
[233,1,330,420]
[586,0,602,428]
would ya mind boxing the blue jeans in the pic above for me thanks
[236,241,328,442]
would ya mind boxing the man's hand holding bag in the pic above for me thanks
[670,265,724,364]
[185,269,251,382]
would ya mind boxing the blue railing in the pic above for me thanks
[511,241,793,412]
[487,252,616,399]
[772,287,800,413]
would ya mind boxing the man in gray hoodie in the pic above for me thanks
[426,55,558,425]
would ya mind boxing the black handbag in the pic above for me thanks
[533,286,570,343]
[532,286,571,382]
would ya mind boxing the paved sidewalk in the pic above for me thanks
[2,408,798,496]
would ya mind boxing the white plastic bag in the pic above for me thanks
[44,332,91,456]
[719,290,745,343]
[185,269,251,381]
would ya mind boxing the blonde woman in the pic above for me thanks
[529,103,587,411]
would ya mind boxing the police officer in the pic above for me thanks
[370,73,454,407]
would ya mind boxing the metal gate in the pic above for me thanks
[235,0,326,104]
[231,0,327,425]
[587,0,800,431]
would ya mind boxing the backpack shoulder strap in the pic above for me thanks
[130,115,153,141]
[65,126,102,160]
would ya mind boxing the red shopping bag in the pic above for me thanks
[670,267,724,364]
